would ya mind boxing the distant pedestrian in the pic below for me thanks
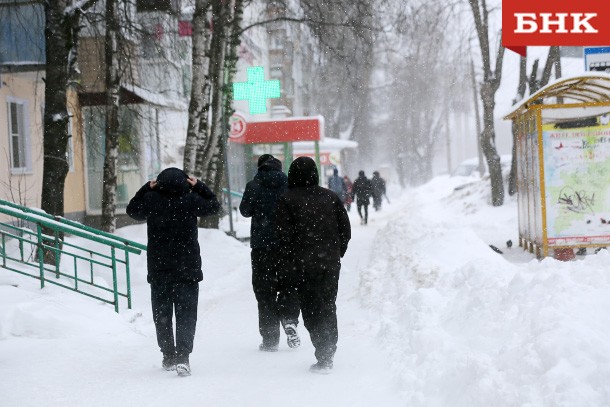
[352,170,372,225]
[327,168,347,203]
[126,167,221,377]
[239,154,301,352]
[343,176,353,212]
[371,171,387,211]
[276,157,351,374]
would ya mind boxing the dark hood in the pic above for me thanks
[288,156,318,188]
[156,167,190,196]
[258,157,282,172]
[255,163,287,189]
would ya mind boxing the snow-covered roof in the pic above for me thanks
[124,84,187,111]
[292,137,358,154]
[504,73,610,120]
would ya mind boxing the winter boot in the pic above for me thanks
[259,343,279,352]
[283,323,301,349]
[162,353,176,371]
[309,360,333,374]
[176,354,191,377]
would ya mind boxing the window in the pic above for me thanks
[7,100,30,172]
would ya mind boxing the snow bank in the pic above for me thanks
[360,177,610,407]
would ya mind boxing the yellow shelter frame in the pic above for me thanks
[505,74,610,258]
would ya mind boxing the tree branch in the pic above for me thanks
[238,15,382,36]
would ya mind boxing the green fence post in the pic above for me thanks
[19,236,24,262]
[54,230,60,278]
[125,251,132,309]
[1,232,5,268]
[73,256,78,291]
[111,247,119,313]
[36,223,44,289]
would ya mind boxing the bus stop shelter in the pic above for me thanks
[504,73,610,259]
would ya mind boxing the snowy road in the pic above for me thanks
[0,199,404,406]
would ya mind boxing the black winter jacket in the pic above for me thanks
[352,175,372,204]
[126,167,221,283]
[239,160,288,249]
[276,157,351,266]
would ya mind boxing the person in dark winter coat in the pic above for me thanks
[351,170,372,225]
[239,154,301,352]
[276,157,351,374]
[371,171,387,211]
[126,167,220,377]
[343,175,353,212]
[327,168,347,203]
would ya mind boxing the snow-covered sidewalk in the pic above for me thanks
[3,174,610,406]
[0,195,403,406]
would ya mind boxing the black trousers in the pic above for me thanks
[150,280,199,359]
[357,201,369,223]
[251,247,300,346]
[297,256,340,364]
[372,194,382,211]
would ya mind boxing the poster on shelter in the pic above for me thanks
[542,115,610,246]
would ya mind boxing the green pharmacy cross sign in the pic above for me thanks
[232,66,280,114]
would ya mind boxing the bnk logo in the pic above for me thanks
[503,1,610,56]
[514,13,598,34]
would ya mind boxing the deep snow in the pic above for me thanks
[1,174,610,406]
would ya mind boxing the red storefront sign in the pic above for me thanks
[503,1,610,56]
[229,116,323,144]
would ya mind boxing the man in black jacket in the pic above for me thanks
[371,171,387,211]
[126,167,220,377]
[276,157,351,374]
[352,170,372,225]
[239,154,301,352]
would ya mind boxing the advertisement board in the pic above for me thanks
[541,116,610,246]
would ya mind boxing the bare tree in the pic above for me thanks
[183,0,245,228]
[100,0,121,232]
[184,0,212,175]
[41,0,97,262]
[468,0,505,206]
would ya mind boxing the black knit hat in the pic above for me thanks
[258,154,275,168]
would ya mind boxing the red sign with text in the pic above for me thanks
[228,116,323,144]
[503,1,610,56]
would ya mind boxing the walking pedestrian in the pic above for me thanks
[276,157,351,374]
[126,167,221,377]
[239,154,301,352]
[327,168,347,203]
[343,175,353,212]
[352,170,372,225]
[371,171,387,211]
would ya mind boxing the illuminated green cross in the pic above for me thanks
[232,66,280,114]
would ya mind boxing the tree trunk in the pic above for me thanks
[509,56,527,196]
[100,0,120,232]
[42,0,70,218]
[196,1,228,184]
[199,0,244,229]
[481,82,503,206]
[468,0,505,206]
[184,0,212,175]
[469,57,485,177]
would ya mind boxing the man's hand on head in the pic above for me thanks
[187,176,198,187]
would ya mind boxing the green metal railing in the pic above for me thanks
[222,188,243,198]
[0,199,146,313]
